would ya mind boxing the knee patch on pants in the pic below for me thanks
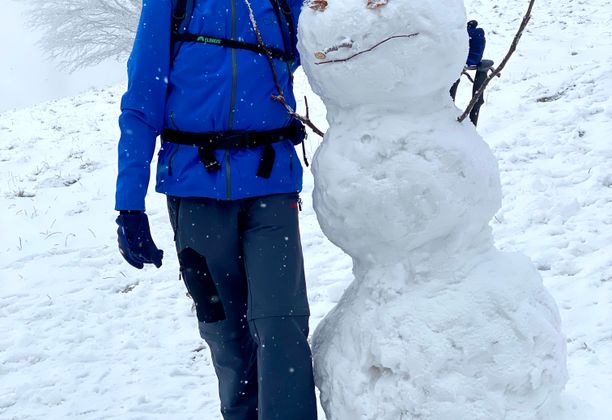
[178,247,226,323]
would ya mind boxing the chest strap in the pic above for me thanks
[162,122,305,179]
[171,33,293,62]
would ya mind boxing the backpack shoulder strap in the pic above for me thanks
[172,0,194,33]
[276,0,296,43]
[269,0,297,61]
[171,0,195,58]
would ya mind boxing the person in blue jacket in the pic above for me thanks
[114,1,317,419]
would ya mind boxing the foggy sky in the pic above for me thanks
[1,1,125,113]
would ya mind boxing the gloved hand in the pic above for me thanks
[116,211,164,269]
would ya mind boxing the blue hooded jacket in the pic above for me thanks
[115,0,304,210]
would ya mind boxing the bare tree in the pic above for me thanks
[26,0,141,72]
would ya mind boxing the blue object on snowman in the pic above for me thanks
[466,20,486,66]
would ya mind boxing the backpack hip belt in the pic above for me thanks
[161,122,305,178]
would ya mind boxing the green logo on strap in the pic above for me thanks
[196,36,222,44]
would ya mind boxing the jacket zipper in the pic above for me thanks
[167,112,181,176]
[226,0,238,200]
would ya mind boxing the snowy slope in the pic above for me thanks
[468,0,612,414]
[1,0,610,419]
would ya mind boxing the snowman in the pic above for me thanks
[297,1,568,419]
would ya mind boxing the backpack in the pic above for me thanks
[165,0,307,173]
[170,0,297,63]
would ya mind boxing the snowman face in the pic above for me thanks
[298,0,468,108]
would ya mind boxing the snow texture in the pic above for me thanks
[298,1,568,418]
[0,0,611,418]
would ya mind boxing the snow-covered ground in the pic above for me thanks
[1,0,610,418]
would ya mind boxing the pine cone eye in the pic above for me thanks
[366,0,389,9]
[308,0,328,12]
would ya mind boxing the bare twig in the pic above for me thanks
[458,0,536,123]
[65,233,76,247]
[315,33,419,65]
[302,96,311,166]
[243,0,325,138]
[272,95,326,138]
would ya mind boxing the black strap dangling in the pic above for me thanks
[256,144,276,179]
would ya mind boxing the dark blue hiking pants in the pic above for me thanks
[167,193,317,420]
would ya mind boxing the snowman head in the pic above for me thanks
[298,0,468,109]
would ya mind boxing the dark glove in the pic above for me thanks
[116,211,164,269]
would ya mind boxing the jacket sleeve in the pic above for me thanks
[115,0,172,211]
